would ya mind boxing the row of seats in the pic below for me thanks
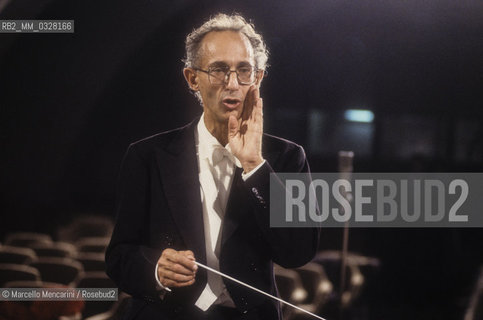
[4,215,113,246]
[274,250,381,320]
[0,216,116,319]
[0,266,116,319]
[1,218,382,320]
[0,259,111,287]
[1,233,112,287]
[0,241,108,264]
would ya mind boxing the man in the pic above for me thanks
[106,13,319,320]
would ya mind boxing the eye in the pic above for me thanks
[209,65,230,73]
[238,67,251,74]
[211,67,225,73]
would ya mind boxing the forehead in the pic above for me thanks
[199,30,255,67]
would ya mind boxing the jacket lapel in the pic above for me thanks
[221,146,279,246]
[221,167,244,246]
[154,119,207,265]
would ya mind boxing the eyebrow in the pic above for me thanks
[207,61,253,68]
[208,61,229,68]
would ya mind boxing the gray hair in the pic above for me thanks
[184,13,269,70]
[184,14,269,103]
[184,14,268,103]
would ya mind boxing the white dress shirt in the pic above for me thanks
[194,114,240,310]
[155,114,265,310]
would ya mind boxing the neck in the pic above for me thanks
[204,115,228,146]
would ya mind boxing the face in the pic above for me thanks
[184,31,262,127]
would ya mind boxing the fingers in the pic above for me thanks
[250,86,261,121]
[157,248,197,288]
[162,277,195,288]
[253,85,260,100]
[254,98,263,125]
[165,249,197,272]
[237,86,263,140]
[242,85,258,121]
[181,250,195,261]
[229,86,264,171]
[228,115,238,141]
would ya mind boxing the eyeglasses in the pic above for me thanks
[195,65,259,85]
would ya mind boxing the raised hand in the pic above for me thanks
[228,85,264,174]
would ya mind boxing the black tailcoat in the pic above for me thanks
[106,118,319,319]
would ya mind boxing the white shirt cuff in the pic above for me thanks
[241,160,266,181]
[155,264,170,292]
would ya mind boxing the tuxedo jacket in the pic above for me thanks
[105,117,320,319]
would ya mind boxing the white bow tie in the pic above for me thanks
[212,147,236,166]
[211,146,242,168]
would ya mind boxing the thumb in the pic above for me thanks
[228,115,238,140]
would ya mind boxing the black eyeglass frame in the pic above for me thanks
[194,66,263,86]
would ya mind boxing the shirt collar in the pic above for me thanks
[197,114,241,168]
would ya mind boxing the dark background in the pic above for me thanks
[1,0,482,319]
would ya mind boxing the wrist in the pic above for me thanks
[242,157,264,174]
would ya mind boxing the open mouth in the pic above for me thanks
[222,98,241,110]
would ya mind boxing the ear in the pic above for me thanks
[183,68,199,91]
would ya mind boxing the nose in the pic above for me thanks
[225,70,239,90]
